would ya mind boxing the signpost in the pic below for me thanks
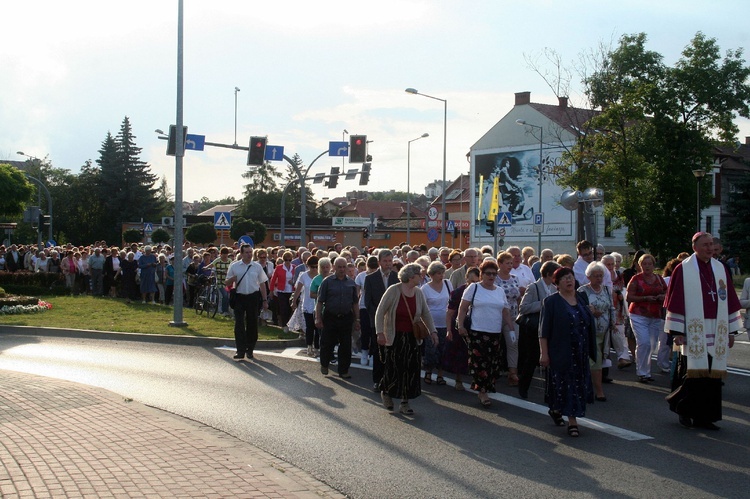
[497,212,513,227]
[332,217,371,228]
[185,134,205,151]
[214,212,232,229]
[328,141,349,157]
[533,212,544,234]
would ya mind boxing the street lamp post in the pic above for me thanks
[17,151,53,248]
[407,133,429,245]
[405,88,448,246]
[515,120,544,254]
[233,87,240,147]
[692,169,707,232]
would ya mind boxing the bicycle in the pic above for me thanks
[194,272,220,318]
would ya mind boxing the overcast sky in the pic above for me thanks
[2,1,748,204]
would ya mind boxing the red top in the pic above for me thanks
[396,294,416,332]
[628,273,667,318]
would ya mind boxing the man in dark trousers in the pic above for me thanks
[225,244,269,361]
[315,257,360,379]
[364,249,399,391]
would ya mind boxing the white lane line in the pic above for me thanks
[218,346,653,441]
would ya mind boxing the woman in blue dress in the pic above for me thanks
[539,267,596,437]
[138,245,158,304]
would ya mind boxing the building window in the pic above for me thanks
[706,216,713,235]
[604,216,612,237]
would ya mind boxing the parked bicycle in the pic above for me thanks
[194,271,220,318]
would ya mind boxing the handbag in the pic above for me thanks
[229,264,252,309]
[462,284,479,331]
[401,292,430,340]
[515,282,541,331]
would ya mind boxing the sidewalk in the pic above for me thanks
[0,370,345,499]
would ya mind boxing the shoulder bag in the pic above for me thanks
[462,284,479,331]
[401,292,430,340]
[229,264,252,309]
[515,281,541,332]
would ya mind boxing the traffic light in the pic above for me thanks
[359,163,371,185]
[167,125,188,156]
[349,135,367,163]
[38,214,50,233]
[327,167,340,189]
[486,220,495,236]
[247,136,267,166]
[453,225,459,239]
[363,227,369,239]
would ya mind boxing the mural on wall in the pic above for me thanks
[473,146,573,239]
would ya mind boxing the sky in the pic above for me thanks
[2,0,749,206]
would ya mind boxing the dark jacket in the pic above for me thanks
[364,269,399,328]
[539,291,597,373]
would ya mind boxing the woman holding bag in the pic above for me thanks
[456,260,515,408]
[516,260,559,399]
[375,263,438,415]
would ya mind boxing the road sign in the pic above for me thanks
[185,134,205,151]
[214,212,232,229]
[497,212,513,227]
[329,141,349,157]
[264,145,284,161]
[427,206,439,221]
[446,220,455,231]
[143,223,154,233]
[533,212,544,233]
[427,228,439,242]
[238,235,254,247]
[46,240,57,248]
[499,228,506,237]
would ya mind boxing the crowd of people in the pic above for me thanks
[1,233,745,435]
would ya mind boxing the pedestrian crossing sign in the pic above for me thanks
[214,212,232,229]
[497,212,513,227]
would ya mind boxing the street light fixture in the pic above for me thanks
[692,168,707,232]
[515,119,545,254]
[406,87,448,246]
[407,133,429,245]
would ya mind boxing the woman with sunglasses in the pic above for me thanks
[456,260,515,408]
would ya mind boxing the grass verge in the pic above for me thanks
[0,295,298,341]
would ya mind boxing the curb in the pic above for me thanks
[0,325,305,350]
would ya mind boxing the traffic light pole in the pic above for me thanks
[23,174,52,249]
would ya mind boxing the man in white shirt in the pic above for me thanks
[507,246,535,289]
[226,244,269,361]
[574,240,612,287]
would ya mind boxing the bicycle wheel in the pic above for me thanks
[194,289,205,316]
[207,288,219,318]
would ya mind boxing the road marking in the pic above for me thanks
[217,346,653,441]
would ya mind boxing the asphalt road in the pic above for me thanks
[1,332,748,498]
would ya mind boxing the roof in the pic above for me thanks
[528,102,600,137]
[336,199,425,220]
[197,204,239,217]
[433,174,470,206]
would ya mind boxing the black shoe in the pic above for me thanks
[679,416,693,428]
[373,383,380,392]
[339,372,351,379]
[245,352,254,360]
[602,377,614,384]
[518,386,529,400]
[233,352,244,361]
[694,420,720,431]
[320,365,329,375]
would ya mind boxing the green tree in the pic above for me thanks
[722,172,750,266]
[151,228,171,244]
[0,164,34,217]
[560,32,750,260]
[185,222,217,245]
[230,217,267,245]
[98,117,164,243]
[122,228,143,244]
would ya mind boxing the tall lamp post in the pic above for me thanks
[233,87,240,147]
[17,151,53,247]
[405,88,448,246]
[692,168,706,232]
[515,120,544,254]
[407,133,429,245]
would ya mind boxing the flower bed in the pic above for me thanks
[0,299,52,315]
